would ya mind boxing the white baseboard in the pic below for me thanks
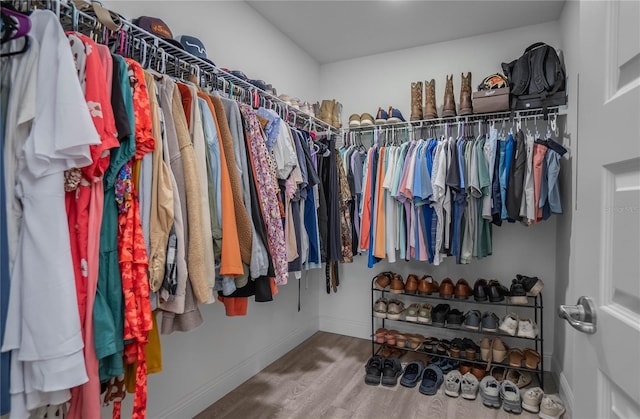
[551,357,574,418]
[319,314,370,340]
[157,319,319,419]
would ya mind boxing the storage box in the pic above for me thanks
[472,87,510,114]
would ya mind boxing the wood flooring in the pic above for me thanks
[195,331,558,419]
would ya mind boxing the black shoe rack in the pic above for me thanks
[371,276,545,389]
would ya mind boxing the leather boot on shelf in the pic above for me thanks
[332,100,343,128]
[319,99,334,125]
[410,81,423,121]
[442,74,457,118]
[459,72,473,115]
[424,79,438,119]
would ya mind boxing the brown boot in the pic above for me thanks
[410,81,423,121]
[442,74,457,117]
[332,100,342,128]
[319,99,334,125]
[424,79,438,119]
[459,72,473,115]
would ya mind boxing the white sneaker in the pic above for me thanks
[444,370,462,397]
[522,386,544,413]
[517,318,539,339]
[460,372,479,400]
[479,376,501,408]
[500,379,522,414]
[539,394,566,419]
[499,313,519,336]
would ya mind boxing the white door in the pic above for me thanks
[568,1,640,418]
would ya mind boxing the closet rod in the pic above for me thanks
[20,0,341,136]
[348,106,564,132]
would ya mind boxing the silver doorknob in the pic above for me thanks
[558,296,597,334]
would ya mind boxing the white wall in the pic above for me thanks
[319,21,563,371]
[553,0,580,415]
[107,0,321,102]
[99,2,324,418]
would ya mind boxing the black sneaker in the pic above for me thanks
[517,274,544,296]
[432,304,451,327]
[381,357,403,387]
[446,308,464,329]
[509,278,528,304]
[364,355,384,385]
[487,280,510,302]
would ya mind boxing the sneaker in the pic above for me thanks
[479,376,502,408]
[446,308,464,329]
[509,277,528,304]
[481,312,500,332]
[373,272,393,290]
[387,106,406,123]
[444,370,462,397]
[500,379,522,414]
[374,107,388,124]
[373,297,388,319]
[386,299,405,320]
[517,318,539,339]
[400,360,425,388]
[405,303,420,322]
[517,274,544,296]
[462,310,482,331]
[431,304,450,327]
[417,303,432,324]
[506,369,533,389]
[460,372,479,400]
[499,313,519,336]
[521,387,544,413]
[364,355,384,385]
[380,357,403,387]
[539,394,566,419]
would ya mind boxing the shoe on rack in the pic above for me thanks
[387,106,406,123]
[539,394,566,419]
[442,74,457,118]
[405,274,419,294]
[431,304,451,327]
[439,277,455,298]
[488,279,510,302]
[523,348,541,369]
[386,300,405,321]
[521,386,544,413]
[509,277,529,304]
[454,278,471,299]
[462,338,480,361]
[480,337,493,362]
[424,78,438,119]
[479,376,502,408]
[517,274,544,296]
[517,318,539,339]
[400,360,425,388]
[473,278,489,302]
[461,372,480,400]
[417,303,432,324]
[444,370,463,397]
[459,71,473,116]
[481,312,501,333]
[506,368,533,389]
[372,327,387,344]
[446,308,464,329]
[462,310,482,331]
[419,364,444,396]
[410,81,424,121]
[492,338,508,363]
[279,94,293,105]
[360,112,374,126]
[390,274,405,294]
[381,357,403,387]
[470,365,487,381]
[333,101,342,128]
[318,99,334,125]
[449,338,464,358]
[491,366,507,382]
[348,113,361,128]
[373,271,393,290]
[374,107,389,124]
[418,275,439,295]
[499,313,519,336]
[364,355,384,385]
[507,348,524,368]
[373,297,388,319]
[405,303,420,322]
[500,379,522,414]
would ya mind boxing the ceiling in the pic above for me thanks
[246,0,566,64]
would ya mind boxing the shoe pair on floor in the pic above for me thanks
[443,369,480,399]
[522,387,567,419]
[479,376,523,414]
[398,360,444,396]
[364,355,402,386]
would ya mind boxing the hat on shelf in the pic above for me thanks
[175,35,216,66]
[133,16,183,50]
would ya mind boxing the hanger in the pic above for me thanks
[1,6,30,57]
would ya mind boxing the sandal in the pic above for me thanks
[450,338,464,358]
[407,334,425,350]
[395,333,407,348]
[523,348,541,369]
[384,330,400,346]
[480,337,492,362]
[507,348,524,367]
[492,338,508,363]
[422,337,439,353]
[462,338,479,361]
[506,368,533,388]
[372,327,388,344]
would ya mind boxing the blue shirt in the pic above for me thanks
[199,98,222,226]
